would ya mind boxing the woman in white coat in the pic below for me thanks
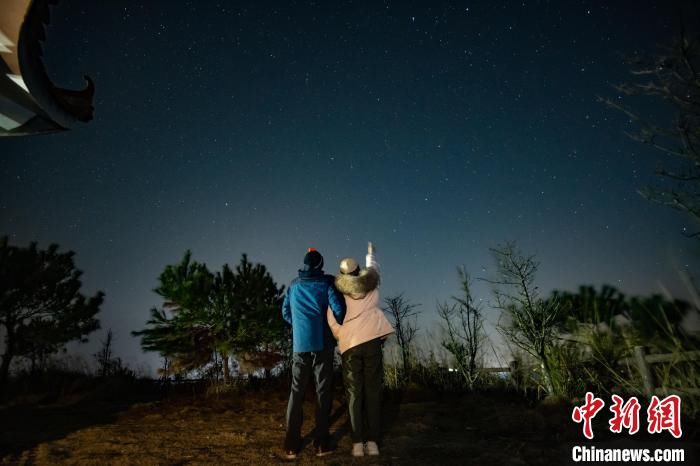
[327,242,394,457]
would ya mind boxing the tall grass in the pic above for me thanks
[546,290,700,414]
[379,285,700,418]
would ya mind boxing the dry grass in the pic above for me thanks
[1,382,698,465]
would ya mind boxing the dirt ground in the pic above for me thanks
[1,381,698,465]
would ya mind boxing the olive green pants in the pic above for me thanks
[342,338,383,443]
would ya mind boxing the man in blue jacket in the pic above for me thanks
[282,248,345,458]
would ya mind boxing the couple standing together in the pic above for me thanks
[281,242,394,459]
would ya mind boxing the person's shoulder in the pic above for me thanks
[323,274,337,285]
[289,277,301,288]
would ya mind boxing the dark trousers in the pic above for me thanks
[284,348,334,451]
[342,338,384,443]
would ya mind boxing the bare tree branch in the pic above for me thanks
[488,242,560,396]
[383,294,420,380]
[603,34,700,236]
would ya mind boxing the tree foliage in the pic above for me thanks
[132,252,286,381]
[552,284,696,350]
[0,236,102,387]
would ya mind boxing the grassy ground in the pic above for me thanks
[1,379,698,465]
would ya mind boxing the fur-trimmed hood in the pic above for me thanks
[335,267,380,299]
[327,253,393,354]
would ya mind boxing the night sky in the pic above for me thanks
[2,0,699,371]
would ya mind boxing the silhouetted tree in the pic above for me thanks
[210,263,237,382]
[229,254,287,374]
[133,251,215,376]
[15,318,69,374]
[93,329,130,378]
[546,285,697,395]
[551,285,694,346]
[132,252,286,382]
[0,237,102,388]
[95,329,114,377]
[437,267,485,390]
[383,294,420,378]
[551,285,628,333]
[600,32,700,236]
[627,294,694,345]
[210,255,287,379]
[488,242,560,396]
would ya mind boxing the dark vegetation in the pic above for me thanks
[1,234,699,464]
[0,236,102,393]
[131,251,289,383]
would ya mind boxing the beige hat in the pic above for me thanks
[339,257,359,275]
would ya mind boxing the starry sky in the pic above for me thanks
[2,0,700,371]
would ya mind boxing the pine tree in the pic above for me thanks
[0,236,103,388]
[133,252,287,382]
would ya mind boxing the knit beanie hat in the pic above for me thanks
[303,248,324,271]
[339,257,360,275]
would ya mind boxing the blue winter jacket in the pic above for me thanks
[282,269,346,353]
